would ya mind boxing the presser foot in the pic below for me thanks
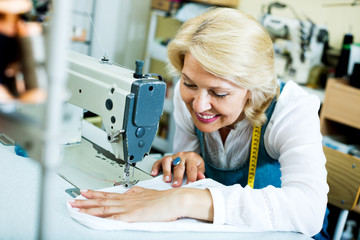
[115,162,137,188]
[113,179,139,188]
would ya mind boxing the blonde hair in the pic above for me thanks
[167,7,278,126]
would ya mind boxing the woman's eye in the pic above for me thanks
[183,81,197,88]
[212,91,228,98]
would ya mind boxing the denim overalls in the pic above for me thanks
[194,82,329,239]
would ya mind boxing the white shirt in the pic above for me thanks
[172,80,329,236]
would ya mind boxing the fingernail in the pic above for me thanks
[68,199,75,203]
[165,176,170,182]
[72,208,80,211]
[80,189,88,194]
[151,170,156,176]
[173,181,178,186]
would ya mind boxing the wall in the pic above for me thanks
[70,0,96,55]
[72,1,359,70]
[89,0,122,61]
[239,0,360,50]
[113,0,152,69]
[91,0,151,69]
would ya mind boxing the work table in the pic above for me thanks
[0,143,312,240]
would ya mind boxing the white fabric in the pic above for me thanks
[172,80,329,236]
[67,176,244,232]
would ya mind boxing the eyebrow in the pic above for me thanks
[181,73,192,82]
[181,72,233,92]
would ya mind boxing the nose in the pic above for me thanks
[192,91,211,113]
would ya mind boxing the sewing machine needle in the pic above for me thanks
[131,163,135,179]
[124,162,130,188]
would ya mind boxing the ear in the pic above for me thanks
[246,89,252,100]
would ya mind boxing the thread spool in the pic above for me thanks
[349,63,360,89]
[335,33,353,78]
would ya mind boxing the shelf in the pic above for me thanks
[71,40,91,45]
[324,146,360,211]
[189,0,240,7]
[145,10,181,65]
[148,42,168,62]
[321,79,360,130]
[144,10,181,153]
[320,78,360,211]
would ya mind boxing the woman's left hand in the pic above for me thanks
[69,186,214,223]
[69,187,184,222]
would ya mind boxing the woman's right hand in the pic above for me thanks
[150,152,206,188]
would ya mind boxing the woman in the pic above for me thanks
[70,8,328,237]
[0,0,46,103]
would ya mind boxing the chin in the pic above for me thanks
[193,120,219,133]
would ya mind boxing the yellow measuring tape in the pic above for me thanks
[247,125,261,189]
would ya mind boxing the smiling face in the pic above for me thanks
[180,53,250,133]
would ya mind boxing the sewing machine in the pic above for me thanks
[261,3,328,84]
[61,51,166,190]
[0,49,314,240]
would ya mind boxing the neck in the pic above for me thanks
[219,113,246,144]
[218,127,231,145]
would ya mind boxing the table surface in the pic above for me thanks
[0,143,312,240]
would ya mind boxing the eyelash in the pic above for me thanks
[213,92,228,98]
[183,81,196,88]
[183,81,228,98]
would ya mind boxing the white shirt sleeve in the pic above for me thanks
[209,81,329,236]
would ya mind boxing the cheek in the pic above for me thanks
[236,90,250,107]
[219,94,248,116]
[218,103,240,117]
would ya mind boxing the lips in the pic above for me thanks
[195,112,220,123]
